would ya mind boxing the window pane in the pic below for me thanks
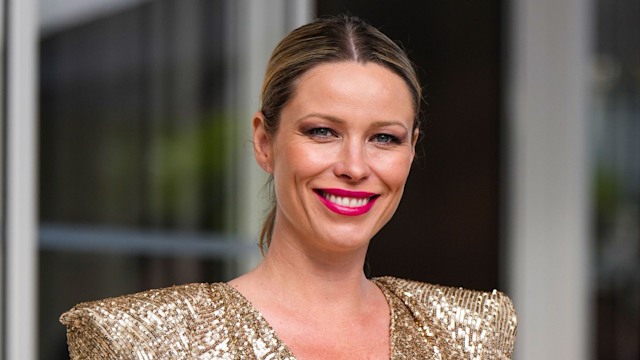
[593,0,640,357]
[38,1,251,358]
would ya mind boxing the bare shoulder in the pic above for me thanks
[374,276,518,359]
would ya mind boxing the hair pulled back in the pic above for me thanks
[258,15,422,254]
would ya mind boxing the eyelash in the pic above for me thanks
[371,133,401,145]
[306,127,336,138]
[306,127,402,145]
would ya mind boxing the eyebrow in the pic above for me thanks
[297,113,410,132]
[370,120,410,132]
[296,113,345,124]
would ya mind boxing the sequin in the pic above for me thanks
[60,276,517,359]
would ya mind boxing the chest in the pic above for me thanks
[202,283,437,359]
[275,315,391,360]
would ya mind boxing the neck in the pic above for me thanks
[237,234,373,310]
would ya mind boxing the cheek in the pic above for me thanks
[370,152,413,188]
[274,142,335,179]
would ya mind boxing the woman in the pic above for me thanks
[61,16,517,359]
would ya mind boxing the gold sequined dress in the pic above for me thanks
[60,276,517,359]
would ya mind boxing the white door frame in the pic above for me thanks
[506,0,593,359]
[5,0,38,359]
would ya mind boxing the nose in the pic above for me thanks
[333,141,371,182]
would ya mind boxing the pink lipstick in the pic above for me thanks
[314,188,378,216]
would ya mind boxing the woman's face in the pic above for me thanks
[254,61,417,255]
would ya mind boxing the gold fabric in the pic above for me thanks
[60,276,517,359]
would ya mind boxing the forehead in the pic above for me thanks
[284,61,414,124]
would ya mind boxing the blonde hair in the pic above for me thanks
[258,15,422,254]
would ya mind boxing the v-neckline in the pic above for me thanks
[217,279,397,359]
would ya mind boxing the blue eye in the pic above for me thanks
[307,128,335,138]
[372,133,400,144]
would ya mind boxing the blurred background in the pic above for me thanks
[1,0,638,359]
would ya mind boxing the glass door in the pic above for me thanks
[37,1,312,358]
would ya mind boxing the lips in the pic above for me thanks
[314,188,379,216]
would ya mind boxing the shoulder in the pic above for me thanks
[60,283,218,329]
[374,276,518,359]
[60,283,229,359]
[374,276,517,314]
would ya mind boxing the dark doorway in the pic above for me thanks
[318,1,504,291]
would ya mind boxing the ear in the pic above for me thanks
[253,112,274,173]
[411,127,420,158]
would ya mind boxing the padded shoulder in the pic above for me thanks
[60,283,213,360]
[374,276,517,359]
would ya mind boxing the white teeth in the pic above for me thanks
[323,192,370,208]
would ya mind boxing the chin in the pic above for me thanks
[315,231,375,253]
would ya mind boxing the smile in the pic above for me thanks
[314,188,379,216]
